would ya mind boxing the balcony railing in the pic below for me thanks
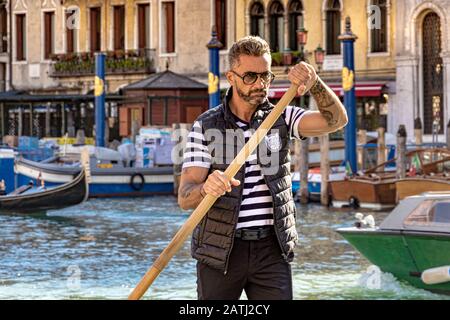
[49,48,156,77]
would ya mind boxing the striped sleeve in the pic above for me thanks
[284,105,307,140]
[182,121,212,170]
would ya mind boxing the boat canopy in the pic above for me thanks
[380,193,450,234]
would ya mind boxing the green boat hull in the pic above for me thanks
[338,229,450,295]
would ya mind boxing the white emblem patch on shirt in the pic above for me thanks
[264,133,281,152]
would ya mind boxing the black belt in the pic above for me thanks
[235,226,274,241]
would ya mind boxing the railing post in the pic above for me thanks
[357,128,367,171]
[446,120,450,150]
[320,134,330,206]
[377,126,386,168]
[396,125,407,179]
[414,117,423,147]
[299,138,309,204]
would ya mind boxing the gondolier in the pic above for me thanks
[178,36,348,300]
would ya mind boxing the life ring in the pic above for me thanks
[130,173,145,191]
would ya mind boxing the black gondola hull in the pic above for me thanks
[0,170,88,213]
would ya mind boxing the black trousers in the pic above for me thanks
[196,233,293,300]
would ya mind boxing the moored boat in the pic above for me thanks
[329,148,450,210]
[336,192,450,295]
[15,157,174,198]
[329,174,397,210]
[292,166,346,201]
[396,176,450,202]
[0,169,88,213]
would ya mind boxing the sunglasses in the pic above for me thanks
[230,70,275,85]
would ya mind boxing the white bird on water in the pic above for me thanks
[355,213,376,229]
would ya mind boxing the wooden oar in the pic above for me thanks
[128,84,299,300]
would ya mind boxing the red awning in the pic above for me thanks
[268,82,386,99]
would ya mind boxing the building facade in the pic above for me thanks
[0,1,9,92]
[236,0,397,132]
[393,0,449,142]
[1,0,236,141]
[3,0,448,142]
[5,0,237,94]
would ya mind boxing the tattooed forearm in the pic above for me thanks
[178,180,205,210]
[309,78,346,127]
[179,182,203,200]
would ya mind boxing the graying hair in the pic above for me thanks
[228,36,271,69]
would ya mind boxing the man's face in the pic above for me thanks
[227,54,272,107]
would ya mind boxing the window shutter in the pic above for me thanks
[166,2,174,53]
[113,6,125,50]
[138,4,148,49]
[66,12,74,53]
[44,12,53,59]
[16,14,25,61]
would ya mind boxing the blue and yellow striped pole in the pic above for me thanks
[206,26,222,109]
[94,53,106,147]
[339,17,358,174]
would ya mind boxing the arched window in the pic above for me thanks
[288,0,303,51]
[269,0,284,52]
[326,0,341,55]
[250,1,264,38]
[215,0,227,48]
[370,0,387,52]
[422,12,443,134]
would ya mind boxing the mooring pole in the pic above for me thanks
[206,26,222,109]
[95,52,106,147]
[338,17,358,174]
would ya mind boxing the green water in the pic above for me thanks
[0,197,448,300]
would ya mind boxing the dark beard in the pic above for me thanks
[236,86,268,106]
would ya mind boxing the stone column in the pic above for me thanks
[245,7,250,36]
[61,104,66,137]
[67,109,75,138]
[18,107,23,137]
[394,56,419,136]
[442,53,450,144]
[264,13,270,43]
[284,12,289,50]
[45,103,51,137]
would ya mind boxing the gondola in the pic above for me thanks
[0,169,89,213]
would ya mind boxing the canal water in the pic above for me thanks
[0,196,448,300]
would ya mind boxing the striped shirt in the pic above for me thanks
[182,105,306,229]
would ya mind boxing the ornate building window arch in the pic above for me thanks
[367,0,390,55]
[64,5,80,54]
[408,3,448,137]
[215,0,227,48]
[323,0,342,55]
[288,0,303,51]
[268,0,284,52]
[249,1,265,38]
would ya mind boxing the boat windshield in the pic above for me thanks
[404,200,450,227]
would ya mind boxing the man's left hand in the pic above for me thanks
[287,62,318,96]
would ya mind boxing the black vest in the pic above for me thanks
[191,90,298,272]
